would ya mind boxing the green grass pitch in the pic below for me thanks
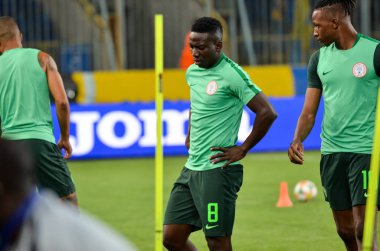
[69,151,379,251]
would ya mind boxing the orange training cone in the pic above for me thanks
[276,181,293,207]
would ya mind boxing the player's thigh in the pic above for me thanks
[164,167,202,230]
[20,139,76,197]
[320,153,351,210]
[332,209,355,232]
[191,165,243,237]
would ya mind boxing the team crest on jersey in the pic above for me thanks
[206,81,218,95]
[352,62,367,78]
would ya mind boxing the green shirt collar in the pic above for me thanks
[210,53,225,69]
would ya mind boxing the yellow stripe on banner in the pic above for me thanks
[244,65,294,97]
[362,87,380,251]
[154,14,164,251]
[71,65,295,103]
[91,70,189,102]
[93,70,155,102]
[162,69,188,100]
[71,72,87,103]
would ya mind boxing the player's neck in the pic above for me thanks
[335,26,357,50]
[2,40,23,52]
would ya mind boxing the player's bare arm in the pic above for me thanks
[38,51,72,159]
[210,93,277,168]
[185,109,191,150]
[288,87,322,165]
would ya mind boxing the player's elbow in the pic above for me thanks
[269,109,278,122]
[255,107,277,129]
[301,113,316,124]
[55,98,69,111]
[262,107,278,124]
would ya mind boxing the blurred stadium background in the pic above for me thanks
[1,0,380,250]
[2,0,379,70]
[1,0,379,103]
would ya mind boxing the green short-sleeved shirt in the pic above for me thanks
[308,34,380,154]
[0,48,55,143]
[185,54,261,171]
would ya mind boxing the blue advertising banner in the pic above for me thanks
[52,97,323,159]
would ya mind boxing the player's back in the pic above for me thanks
[0,48,55,143]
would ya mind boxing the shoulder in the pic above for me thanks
[308,49,321,70]
[357,34,380,77]
[375,43,380,77]
[372,41,380,57]
[37,51,58,71]
[37,51,49,67]
[375,42,380,55]
[356,34,380,54]
[37,51,51,62]
[358,34,380,45]
[7,48,40,57]
[19,48,39,53]
[219,56,249,82]
[185,63,197,75]
[309,50,320,62]
[20,48,41,59]
[307,49,322,88]
[185,63,202,78]
[376,43,380,51]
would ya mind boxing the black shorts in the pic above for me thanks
[18,139,76,197]
[320,152,380,210]
[164,165,243,237]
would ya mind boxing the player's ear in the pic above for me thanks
[216,41,223,53]
[332,18,339,29]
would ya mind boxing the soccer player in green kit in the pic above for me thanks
[288,1,380,250]
[163,17,277,251]
[0,17,77,205]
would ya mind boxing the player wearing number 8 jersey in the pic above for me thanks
[163,17,277,251]
[288,1,380,250]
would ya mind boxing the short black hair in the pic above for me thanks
[314,0,356,16]
[191,17,223,36]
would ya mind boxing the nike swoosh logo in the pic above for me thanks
[205,224,219,230]
[365,192,368,198]
[323,70,333,75]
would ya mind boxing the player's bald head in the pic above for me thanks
[0,16,20,42]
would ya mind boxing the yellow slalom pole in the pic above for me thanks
[154,14,164,251]
[363,87,380,251]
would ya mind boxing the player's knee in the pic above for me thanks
[206,237,231,251]
[162,237,174,250]
[336,226,356,243]
[163,237,182,250]
[162,232,181,250]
